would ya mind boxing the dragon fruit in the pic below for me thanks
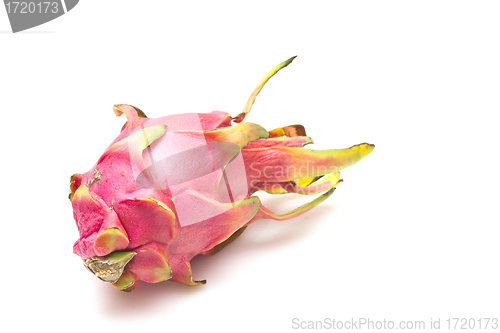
[69,56,374,291]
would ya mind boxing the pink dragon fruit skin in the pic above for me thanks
[69,56,374,291]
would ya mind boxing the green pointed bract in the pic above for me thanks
[199,122,270,148]
[251,188,336,223]
[112,269,138,291]
[243,143,375,183]
[70,56,374,291]
[234,56,297,123]
[94,227,129,256]
[83,251,136,283]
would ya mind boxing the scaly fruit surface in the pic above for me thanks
[69,56,374,291]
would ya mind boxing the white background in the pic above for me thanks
[1,1,499,332]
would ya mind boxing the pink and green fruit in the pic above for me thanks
[69,56,374,291]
